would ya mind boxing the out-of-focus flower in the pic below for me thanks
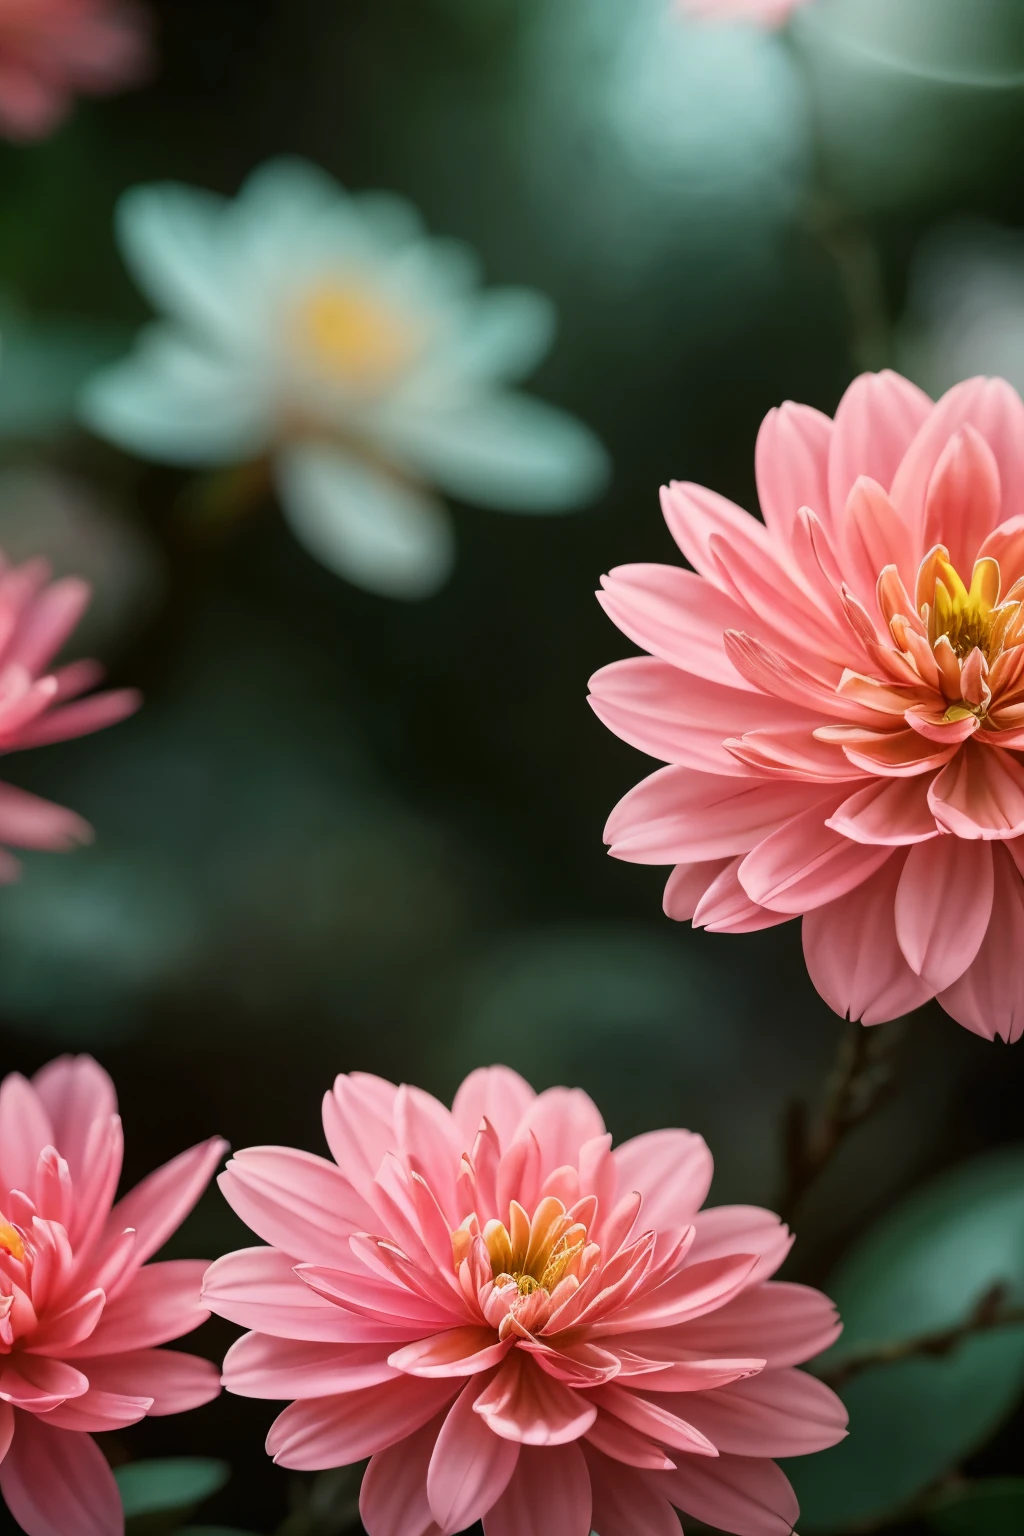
[0,1055,225,1536]
[677,0,811,27]
[81,159,609,599]
[0,0,150,142]
[591,371,1024,1040]
[205,1065,845,1536]
[0,553,139,879]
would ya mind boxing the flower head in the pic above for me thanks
[205,1065,845,1536]
[0,552,139,880]
[591,372,1024,1039]
[81,159,609,599]
[0,0,150,141]
[0,1055,226,1536]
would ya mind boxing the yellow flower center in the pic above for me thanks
[923,553,1002,660]
[478,1196,588,1298]
[0,1219,24,1263]
[293,280,419,390]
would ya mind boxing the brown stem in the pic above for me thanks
[821,1282,1024,1392]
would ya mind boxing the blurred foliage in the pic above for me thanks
[926,1480,1024,1536]
[118,1457,230,1534]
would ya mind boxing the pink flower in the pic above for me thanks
[205,1065,846,1536]
[0,0,149,141]
[0,1055,226,1536]
[0,553,139,879]
[590,372,1024,1040]
[676,0,812,28]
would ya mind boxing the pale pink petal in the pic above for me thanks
[451,1067,535,1149]
[41,1388,153,1432]
[389,1327,511,1378]
[30,1056,115,1182]
[0,783,90,851]
[0,1355,89,1412]
[427,1377,520,1532]
[0,1073,54,1195]
[6,577,91,674]
[600,1255,759,1335]
[755,402,832,539]
[802,853,934,1024]
[828,371,932,520]
[597,566,755,689]
[103,1135,227,1285]
[223,1332,397,1398]
[676,1367,847,1456]
[482,1443,591,1536]
[894,836,994,988]
[584,1409,675,1470]
[928,742,1024,839]
[395,1085,463,1219]
[360,1412,445,1536]
[687,1208,792,1284]
[612,1130,713,1238]
[218,1147,377,1266]
[517,1089,606,1175]
[938,844,1024,1042]
[321,1073,400,1200]
[13,689,141,750]
[0,1415,122,1536]
[266,1376,460,1469]
[837,478,918,603]
[737,800,892,914]
[692,857,794,934]
[83,1348,220,1415]
[663,859,732,920]
[922,426,1003,576]
[473,1352,596,1445]
[202,1247,404,1342]
[585,1446,682,1536]
[661,482,775,591]
[590,1383,717,1457]
[826,776,940,845]
[654,1452,798,1536]
[675,1282,841,1368]
[66,1259,208,1356]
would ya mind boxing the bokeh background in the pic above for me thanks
[3,0,1024,1532]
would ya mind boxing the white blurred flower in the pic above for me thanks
[81,159,608,598]
[900,221,1024,401]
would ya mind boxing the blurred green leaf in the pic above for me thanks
[927,1480,1024,1535]
[785,1147,1024,1531]
[117,1459,230,1520]
[0,305,126,439]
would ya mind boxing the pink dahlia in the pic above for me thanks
[0,1055,226,1536]
[590,372,1024,1040]
[676,0,812,28]
[0,553,139,879]
[204,1065,846,1536]
[0,0,149,141]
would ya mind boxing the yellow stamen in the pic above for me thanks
[0,1220,24,1262]
[927,555,1003,660]
[293,280,419,389]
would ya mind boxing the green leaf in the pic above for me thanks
[927,1480,1024,1536]
[784,1147,1024,1532]
[116,1459,230,1520]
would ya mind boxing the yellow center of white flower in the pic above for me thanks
[294,280,419,389]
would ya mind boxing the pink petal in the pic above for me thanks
[102,1135,227,1289]
[687,1207,792,1284]
[0,1402,12,1463]
[584,1410,675,1470]
[826,775,940,845]
[600,1254,759,1335]
[218,1146,377,1266]
[802,853,934,1024]
[0,782,91,851]
[223,1332,397,1398]
[266,1375,460,1469]
[41,1388,153,1433]
[13,689,141,751]
[597,565,754,690]
[674,1282,841,1368]
[590,1383,717,1457]
[922,426,1003,576]
[321,1072,399,1201]
[585,1446,682,1536]
[692,857,794,934]
[606,767,830,865]
[725,726,863,782]
[0,1416,122,1536]
[837,477,918,605]
[738,800,892,913]
[29,1289,106,1357]
[654,1451,799,1536]
[928,743,1024,839]
[894,836,994,988]
[612,1129,713,1240]
[296,1260,459,1332]
[83,1348,220,1414]
[661,482,774,589]
[30,1056,115,1181]
[5,578,91,675]
[473,1351,596,1445]
[451,1068,535,1149]
[389,1327,511,1379]
[66,1259,208,1356]
[754,403,832,540]
[0,1355,89,1412]
[677,1367,848,1456]
[202,1247,404,1342]
[427,1377,520,1533]
[828,370,932,520]
[481,1443,591,1536]
[360,1412,445,1536]
[938,844,1024,1043]
[395,1084,462,1219]
[517,1089,606,1175]
[839,727,957,778]
[663,859,732,920]
[0,1072,54,1196]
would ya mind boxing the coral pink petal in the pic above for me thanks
[41,1388,153,1433]
[6,577,91,675]
[692,857,794,933]
[451,1067,535,1148]
[584,1409,675,1470]
[839,477,918,603]
[923,426,1003,575]
[482,1443,592,1536]
[828,370,932,523]
[738,799,893,914]
[517,1088,606,1174]
[427,1377,520,1533]
[0,1355,89,1411]
[474,1351,597,1445]
[676,1282,841,1368]
[612,1129,713,1234]
[803,853,934,1024]
[661,482,774,589]
[217,1147,377,1267]
[939,844,1024,1042]
[389,1327,511,1378]
[687,1207,792,1283]
[104,1135,227,1284]
[927,743,1024,839]
[826,775,939,845]
[0,1402,12,1462]
[394,1085,463,1218]
[13,689,141,750]
[585,1448,681,1536]
[664,858,731,920]
[360,1412,445,1536]
[894,836,994,988]
[223,1333,398,1398]
[755,402,832,540]
[654,1452,799,1536]
[597,566,755,689]
[321,1073,400,1200]
[84,1348,220,1414]
[0,783,91,851]
[679,1367,848,1456]
[0,1072,54,1194]
[591,1383,717,1457]
[0,1415,122,1536]
[603,1254,758,1335]
[266,1375,460,1470]
[66,1260,209,1356]
[30,1056,115,1181]
[201,1247,405,1342]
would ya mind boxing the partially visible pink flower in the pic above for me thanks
[0,1055,226,1536]
[205,1065,846,1536]
[590,371,1024,1040]
[0,0,150,141]
[677,0,811,26]
[0,552,140,880]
